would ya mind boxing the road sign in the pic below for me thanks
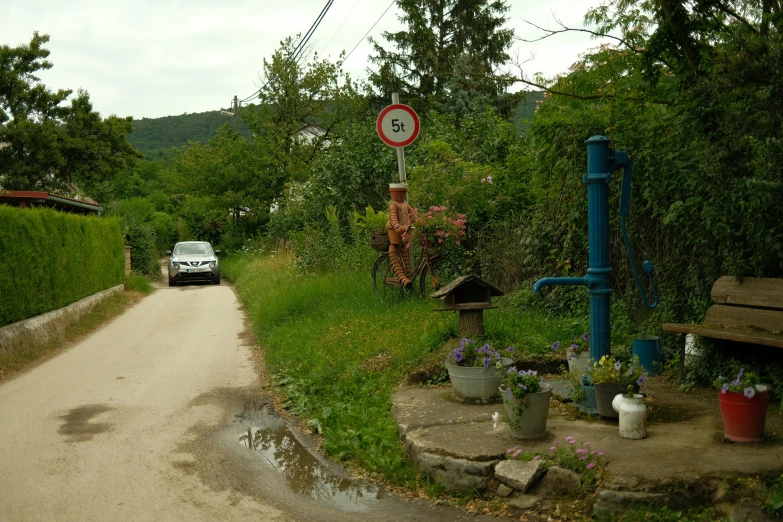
[376,104,420,148]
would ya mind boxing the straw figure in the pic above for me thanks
[387,184,414,288]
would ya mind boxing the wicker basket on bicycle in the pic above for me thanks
[369,231,390,251]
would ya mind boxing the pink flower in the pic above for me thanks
[513,449,521,458]
[486,175,493,184]
[568,440,576,445]
[597,452,604,456]
[579,455,587,460]
[533,455,540,461]
[550,446,556,451]
[583,442,590,446]
[587,462,596,469]
[553,440,559,445]
[590,450,599,455]
[576,449,587,454]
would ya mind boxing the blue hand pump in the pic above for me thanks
[532,136,659,363]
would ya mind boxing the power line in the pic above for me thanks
[322,0,363,53]
[239,0,334,104]
[342,0,395,63]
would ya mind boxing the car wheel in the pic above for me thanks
[168,276,176,287]
[213,275,221,285]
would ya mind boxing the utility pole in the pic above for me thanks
[221,95,239,132]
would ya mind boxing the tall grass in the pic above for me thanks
[224,249,598,485]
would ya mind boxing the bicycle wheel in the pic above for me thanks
[419,255,461,298]
[372,254,403,302]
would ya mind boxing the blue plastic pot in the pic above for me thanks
[632,336,662,376]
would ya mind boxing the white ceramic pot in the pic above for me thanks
[612,393,648,439]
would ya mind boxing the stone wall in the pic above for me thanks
[0,284,125,360]
[124,246,132,275]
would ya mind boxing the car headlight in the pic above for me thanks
[172,262,180,268]
[209,261,217,268]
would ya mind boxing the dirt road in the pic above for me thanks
[0,281,488,522]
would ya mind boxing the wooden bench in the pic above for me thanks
[661,276,783,385]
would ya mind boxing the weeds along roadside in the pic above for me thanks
[221,249,597,487]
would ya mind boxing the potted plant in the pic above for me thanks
[714,368,770,442]
[553,332,592,376]
[354,206,389,251]
[445,338,515,403]
[589,355,647,418]
[500,367,552,439]
[403,205,467,249]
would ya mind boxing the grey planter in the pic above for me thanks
[446,357,513,403]
[501,385,552,439]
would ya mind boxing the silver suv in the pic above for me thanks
[166,241,221,286]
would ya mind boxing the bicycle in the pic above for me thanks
[371,238,461,301]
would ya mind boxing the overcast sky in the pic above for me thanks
[2,0,602,120]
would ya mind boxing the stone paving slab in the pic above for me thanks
[394,385,783,483]
[391,386,499,437]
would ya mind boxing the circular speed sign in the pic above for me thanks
[376,104,420,147]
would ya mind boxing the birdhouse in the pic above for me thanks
[430,275,504,337]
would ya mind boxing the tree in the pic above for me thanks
[241,37,362,185]
[368,0,514,113]
[0,33,140,192]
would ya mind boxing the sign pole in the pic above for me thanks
[391,93,406,183]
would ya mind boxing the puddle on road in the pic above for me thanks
[236,407,378,512]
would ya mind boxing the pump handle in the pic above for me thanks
[615,152,659,309]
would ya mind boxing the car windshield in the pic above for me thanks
[174,243,213,256]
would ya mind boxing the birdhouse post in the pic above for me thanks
[430,275,504,338]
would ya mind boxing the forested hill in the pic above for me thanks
[127,93,543,159]
[127,111,252,159]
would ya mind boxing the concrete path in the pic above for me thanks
[0,280,492,522]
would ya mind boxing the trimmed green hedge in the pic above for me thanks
[0,206,124,327]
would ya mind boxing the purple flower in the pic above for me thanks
[459,338,474,350]
[482,357,491,369]
[453,349,464,363]
[506,346,515,353]
[627,367,634,376]
[721,383,729,393]
[552,341,560,351]
[637,375,647,387]
[744,387,756,399]
[518,383,528,390]
[583,333,590,342]
[614,361,622,371]
[587,462,596,469]
[508,367,518,374]
[567,353,574,361]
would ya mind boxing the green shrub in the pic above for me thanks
[0,206,124,327]
[124,273,154,294]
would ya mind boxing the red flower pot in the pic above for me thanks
[718,389,769,442]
